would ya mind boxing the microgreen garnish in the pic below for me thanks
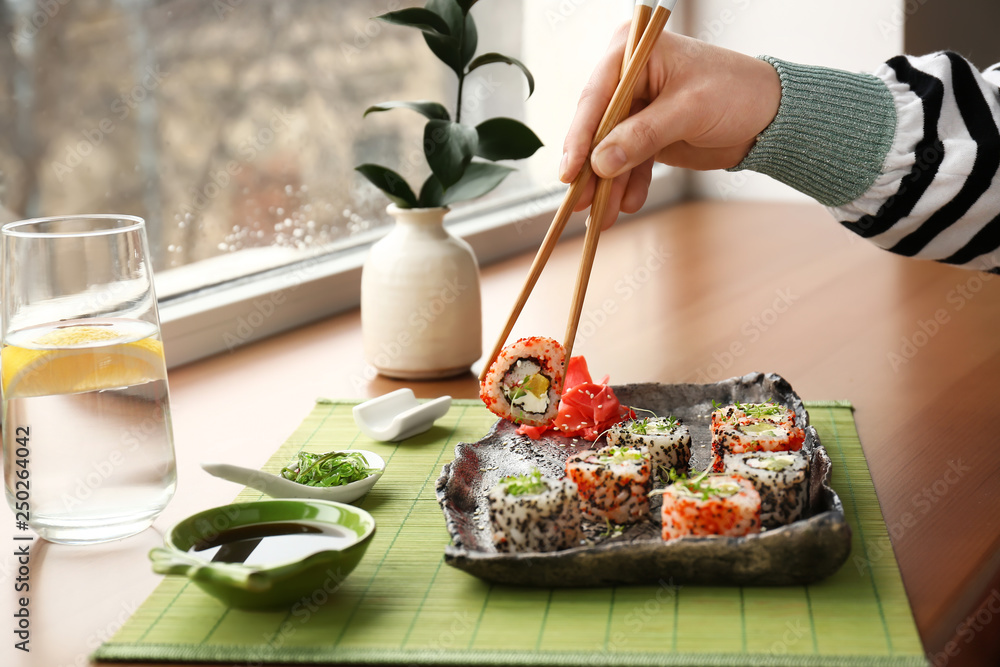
[280,451,376,487]
[629,414,679,435]
[597,446,645,465]
[669,468,741,501]
[735,400,782,419]
[600,518,625,539]
[500,468,548,496]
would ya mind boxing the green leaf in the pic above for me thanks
[424,119,478,188]
[475,117,543,161]
[363,100,450,121]
[455,0,478,13]
[374,8,451,37]
[418,175,445,208]
[468,53,535,97]
[441,161,514,205]
[423,0,476,75]
[355,164,419,208]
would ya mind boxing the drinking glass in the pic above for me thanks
[1,215,177,544]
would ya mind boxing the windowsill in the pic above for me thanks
[158,167,685,368]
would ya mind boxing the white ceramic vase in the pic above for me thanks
[360,205,482,379]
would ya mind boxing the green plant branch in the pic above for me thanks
[455,18,466,123]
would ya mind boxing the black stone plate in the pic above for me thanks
[435,373,852,587]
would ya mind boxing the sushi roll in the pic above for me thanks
[607,416,691,478]
[660,473,761,540]
[480,336,566,427]
[711,401,801,434]
[710,401,805,471]
[488,469,582,552]
[565,446,652,524]
[723,450,810,528]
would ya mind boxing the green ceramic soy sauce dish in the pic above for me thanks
[149,499,376,610]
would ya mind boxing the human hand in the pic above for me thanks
[560,27,782,228]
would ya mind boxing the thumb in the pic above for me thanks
[590,102,682,179]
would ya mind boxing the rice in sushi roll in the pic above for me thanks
[660,473,761,540]
[723,450,810,528]
[480,336,566,427]
[710,401,805,471]
[565,446,652,524]
[607,416,691,478]
[489,469,582,552]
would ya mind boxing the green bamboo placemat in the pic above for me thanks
[95,400,928,666]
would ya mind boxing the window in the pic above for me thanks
[0,0,683,366]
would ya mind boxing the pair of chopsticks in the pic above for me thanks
[479,0,678,382]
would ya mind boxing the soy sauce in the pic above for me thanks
[188,521,353,566]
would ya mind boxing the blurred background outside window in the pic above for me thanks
[0,0,634,301]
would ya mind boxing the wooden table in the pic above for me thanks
[4,200,999,667]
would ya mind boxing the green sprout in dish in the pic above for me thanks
[280,451,377,487]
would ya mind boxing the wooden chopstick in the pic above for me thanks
[562,0,657,367]
[479,0,677,382]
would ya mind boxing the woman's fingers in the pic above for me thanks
[621,158,654,213]
[560,24,632,183]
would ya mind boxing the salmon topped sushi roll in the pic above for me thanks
[710,401,805,471]
[711,400,799,433]
[660,472,761,540]
[607,415,691,478]
[565,446,652,524]
[480,337,566,427]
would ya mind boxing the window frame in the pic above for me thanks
[158,167,684,367]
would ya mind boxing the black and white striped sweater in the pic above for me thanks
[734,52,1000,274]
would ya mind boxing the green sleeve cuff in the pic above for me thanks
[729,56,897,207]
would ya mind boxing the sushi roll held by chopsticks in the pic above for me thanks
[480,336,566,427]
[489,468,583,553]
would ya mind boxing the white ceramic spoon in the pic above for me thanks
[200,450,385,503]
[352,389,452,442]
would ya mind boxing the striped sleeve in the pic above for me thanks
[736,52,1000,274]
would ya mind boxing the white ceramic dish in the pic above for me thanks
[201,449,385,503]
[352,388,452,441]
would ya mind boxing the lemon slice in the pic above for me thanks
[2,322,166,398]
